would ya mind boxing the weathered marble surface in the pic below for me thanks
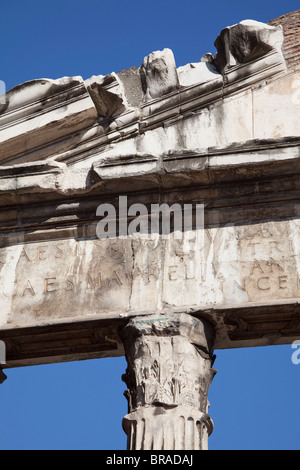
[140,48,179,100]
[0,217,299,349]
[214,20,285,73]
[0,19,291,167]
[0,17,298,368]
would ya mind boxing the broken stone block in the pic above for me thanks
[85,73,127,119]
[214,20,285,73]
[117,67,144,108]
[140,48,179,101]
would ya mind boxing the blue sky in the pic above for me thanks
[1,0,300,450]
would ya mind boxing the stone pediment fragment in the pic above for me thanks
[85,73,128,119]
[0,76,99,164]
[214,19,285,73]
[0,18,289,167]
[140,48,179,100]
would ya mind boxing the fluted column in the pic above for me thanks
[120,313,216,450]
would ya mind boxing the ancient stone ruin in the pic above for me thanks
[0,11,299,449]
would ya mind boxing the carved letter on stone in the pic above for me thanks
[120,313,216,450]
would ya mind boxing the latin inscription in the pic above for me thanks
[168,263,195,281]
[164,222,300,302]
[236,222,300,301]
[0,220,299,325]
[18,272,123,297]
[0,240,129,301]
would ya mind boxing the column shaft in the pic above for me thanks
[120,313,216,450]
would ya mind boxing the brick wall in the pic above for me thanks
[269,9,300,69]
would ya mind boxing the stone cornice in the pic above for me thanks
[0,137,298,249]
[0,21,288,167]
[0,136,298,198]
